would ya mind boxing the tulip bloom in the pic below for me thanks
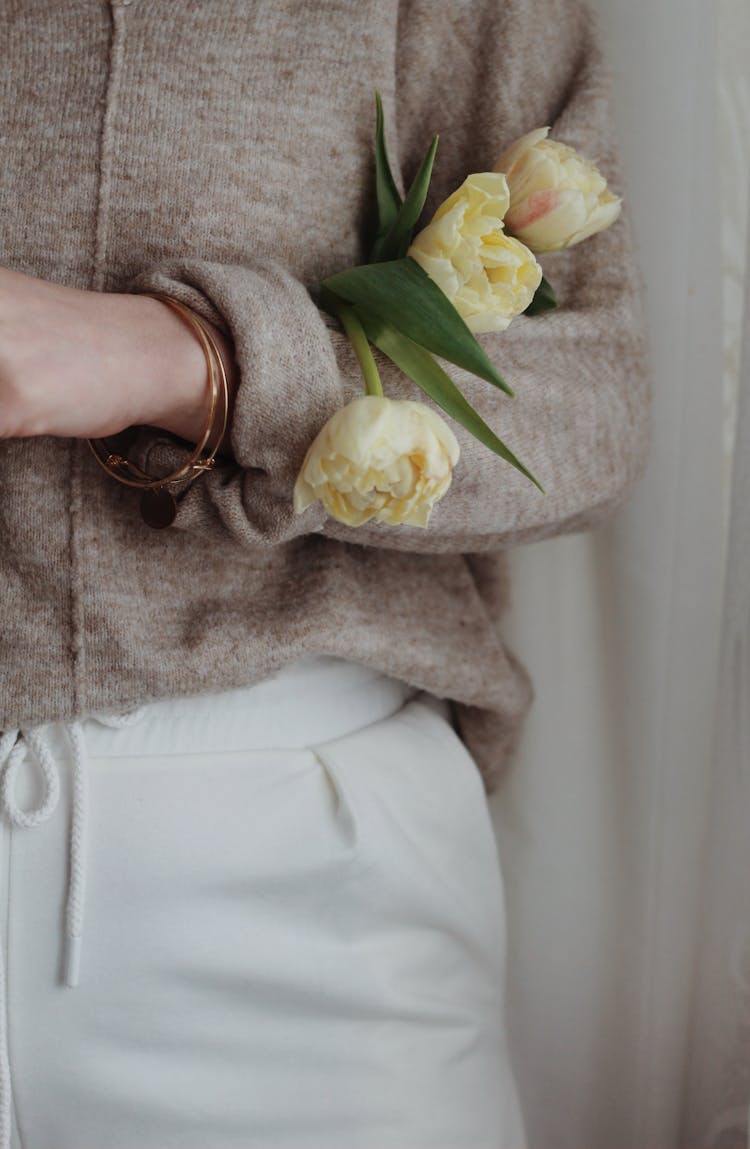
[293,394,460,528]
[407,172,542,334]
[495,127,622,252]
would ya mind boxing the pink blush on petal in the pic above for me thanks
[508,188,562,230]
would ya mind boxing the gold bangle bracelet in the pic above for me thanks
[86,293,230,528]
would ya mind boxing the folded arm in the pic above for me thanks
[123,0,650,553]
[2,0,649,556]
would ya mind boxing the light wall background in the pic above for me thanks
[720,0,750,513]
[489,2,749,1147]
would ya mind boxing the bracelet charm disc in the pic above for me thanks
[140,488,178,529]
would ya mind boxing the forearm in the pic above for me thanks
[0,265,239,450]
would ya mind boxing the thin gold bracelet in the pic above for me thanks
[86,293,230,528]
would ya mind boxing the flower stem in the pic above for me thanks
[337,304,384,397]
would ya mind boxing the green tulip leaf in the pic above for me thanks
[355,310,544,492]
[321,257,513,396]
[317,284,347,318]
[373,90,402,242]
[369,134,438,263]
[524,274,558,316]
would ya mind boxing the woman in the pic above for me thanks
[0,0,649,1145]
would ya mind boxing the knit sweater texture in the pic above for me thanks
[0,0,650,793]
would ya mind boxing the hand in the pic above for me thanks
[0,265,237,447]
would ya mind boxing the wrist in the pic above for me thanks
[116,293,237,453]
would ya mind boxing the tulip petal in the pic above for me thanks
[493,126,550,180]
[506,189,590,252]
[566,194,622,246]
[505,188,565,233]
[292,474,317,513]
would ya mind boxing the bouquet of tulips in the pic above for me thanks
[293,93,621,529]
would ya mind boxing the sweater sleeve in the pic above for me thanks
[125,0,650,555]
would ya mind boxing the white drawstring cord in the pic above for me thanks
[64,721,89,989]
[62,708,145,986]
[1,722,88,989]
[0,707,146,1149]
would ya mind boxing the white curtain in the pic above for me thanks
[489,1,750,1146]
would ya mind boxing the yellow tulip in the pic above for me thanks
[495,127,622,252]
[293,395,459,528]
[407,172,542,334]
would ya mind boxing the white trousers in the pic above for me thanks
[0,655,526,1149]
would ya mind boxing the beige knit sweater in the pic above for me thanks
[0,0,650,793]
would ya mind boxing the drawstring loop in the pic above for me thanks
[0,722,88,988]
[0,728,60,829]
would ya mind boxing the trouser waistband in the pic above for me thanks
[81,655,420,758]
